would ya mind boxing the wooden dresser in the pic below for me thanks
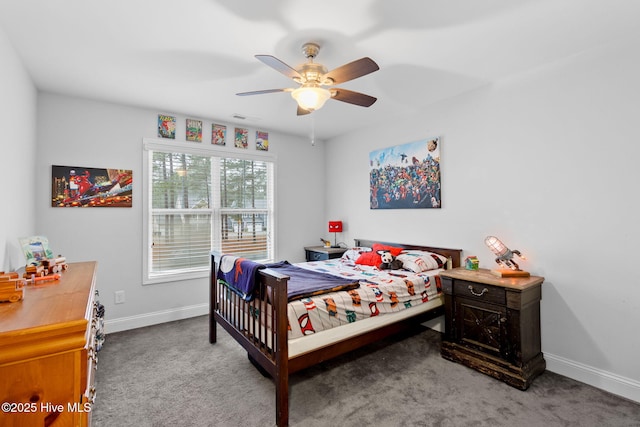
[440,267,545,390]
[0,261,99,427]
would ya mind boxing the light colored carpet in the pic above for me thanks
[92,316,640,427]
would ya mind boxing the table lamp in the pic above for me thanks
[328,221,343,248]
[484,235,529,277]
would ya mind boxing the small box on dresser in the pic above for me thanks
[439,267,545,390]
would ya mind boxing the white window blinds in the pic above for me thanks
[145,140,274,282]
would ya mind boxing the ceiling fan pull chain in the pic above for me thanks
[310,115,315,146]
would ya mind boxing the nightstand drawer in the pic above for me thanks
[454,280,506,305]
[307,251,329,261]
[304,246,347,262]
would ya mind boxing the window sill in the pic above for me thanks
[144,269,208,285]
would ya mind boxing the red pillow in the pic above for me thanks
[372,243,404,257]
[355,251,382,266]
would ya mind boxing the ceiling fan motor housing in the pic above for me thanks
[296,62,328,84]
[302,42,320,59]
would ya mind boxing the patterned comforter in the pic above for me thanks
[287,258,443,339]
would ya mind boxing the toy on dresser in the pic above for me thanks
[24,256,68,277]
[22,256,69,284]
[41,256,69,274]
[0,272,25,303]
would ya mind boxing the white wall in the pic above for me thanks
[35,93,325,331]
[0,26,37,271]
[325,39,640,402]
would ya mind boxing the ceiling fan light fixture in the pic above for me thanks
[291,85,331,111]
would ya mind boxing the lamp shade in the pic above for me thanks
[484,236,508,257]
[484,235,528,275]
[328,221,343,233]
[291,86,331,111]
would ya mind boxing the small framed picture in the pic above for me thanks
[234,127,248,149]
[158,114,176,139]
[186,119,203,142]
[19,236,54,265]
[256,131,269,151]
[212,124,226,146]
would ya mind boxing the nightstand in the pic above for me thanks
[439,268,545,390]
[304,246,347,262]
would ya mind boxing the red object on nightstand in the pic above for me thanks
[328,221,343,233]
[328,221,343,248]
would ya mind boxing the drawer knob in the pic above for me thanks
[88,348,99,365]
[468,285,488,297]
[88,386,97,404]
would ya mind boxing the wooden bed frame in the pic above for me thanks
[209,239,462,427]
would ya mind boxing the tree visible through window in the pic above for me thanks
[147,148,274,281]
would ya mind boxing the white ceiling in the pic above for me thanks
[1,0,638,140]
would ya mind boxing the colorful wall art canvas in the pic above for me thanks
[186,119,203,142]
[234,127,248,149]
[212,124,226,145]
[51,165,133,207]
[256,131,269,151]
[369,137,441,209]
[158,114,176,139]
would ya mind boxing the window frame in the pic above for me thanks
[142,138,276,284]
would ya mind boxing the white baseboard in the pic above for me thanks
[104,303,209,334]
[545,352,640,403]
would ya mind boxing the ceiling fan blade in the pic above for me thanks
[236,88,292,96]
[330,88,377,107]
[297,106,311,116]
[255,55,302,80]
[323,57,379,84]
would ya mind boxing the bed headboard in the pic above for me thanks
[354,238,463,269]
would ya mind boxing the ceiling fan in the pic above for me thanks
[237,42,379,115]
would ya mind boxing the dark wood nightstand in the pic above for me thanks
[304,246,347,262]
[439,267,545,390]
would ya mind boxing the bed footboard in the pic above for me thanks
[209,253,291,426]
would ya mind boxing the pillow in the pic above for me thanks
[355,250,382,267]
[341,247,371,262]
[371,243,404,257]
[396,250,448,272]
[356,243,404,267]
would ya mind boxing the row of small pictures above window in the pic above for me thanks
[157,114,269,151]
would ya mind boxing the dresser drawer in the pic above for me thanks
[453,280,506,305]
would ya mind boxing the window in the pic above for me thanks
[143,139,274,283]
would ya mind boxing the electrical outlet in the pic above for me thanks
[114,290,125,304]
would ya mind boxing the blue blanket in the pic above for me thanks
[217,255,266,301]
[265,261,360,301]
